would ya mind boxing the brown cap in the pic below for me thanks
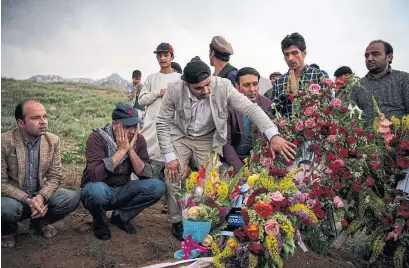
[210,36,233,55]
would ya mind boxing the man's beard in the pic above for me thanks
[197,94,210,100]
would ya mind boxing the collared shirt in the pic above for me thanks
[264,65,330,117]
[187,92,216,137]
[358,68,409,120]
[21,135,41,195]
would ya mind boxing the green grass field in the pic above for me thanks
[1,78,128,163]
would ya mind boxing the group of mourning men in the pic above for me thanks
[2,32,408,247]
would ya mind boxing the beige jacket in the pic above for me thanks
[1,128,62,202]
[156,76,279,162]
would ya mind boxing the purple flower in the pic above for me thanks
[297,183,308,193]
[238,178,246,186]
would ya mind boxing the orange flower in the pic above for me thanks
[245,224,259,240]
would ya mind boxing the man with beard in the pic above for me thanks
[2,100,80,248]
[209,36,238,86]
[156,60,296,240]
[359,40,409,120]
[223,67,273,173]
[264,33,329,117]
[81,104,165,240]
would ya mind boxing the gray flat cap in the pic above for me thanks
[210,36,233,55]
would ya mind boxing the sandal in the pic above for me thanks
[1,235,16,248]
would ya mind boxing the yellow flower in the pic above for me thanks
[227,238,238,248]
[204,180,214,197]
[185,172,198,192]
[289,203,318,224]
[391,116,401,128]
[265,235,283,268]
[373,117,380,133]
[217,181,228,201]
[247,174,260,187]
[209,169,220,183]
[402,115,409,131]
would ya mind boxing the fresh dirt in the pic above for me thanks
[1,164,366,268]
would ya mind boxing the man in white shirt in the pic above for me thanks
[156,60,296,240]
[138,43,181,178]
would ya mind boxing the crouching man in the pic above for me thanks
[81,104,166,240]
[1,100,80,248]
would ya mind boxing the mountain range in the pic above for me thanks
[27,73,129,89]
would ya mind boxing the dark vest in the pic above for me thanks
[218,63,237,79]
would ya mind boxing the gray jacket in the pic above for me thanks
[156,76,279,162]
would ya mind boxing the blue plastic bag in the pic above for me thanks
[182,220,211,243]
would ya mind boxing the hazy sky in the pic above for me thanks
[2,0,409,81]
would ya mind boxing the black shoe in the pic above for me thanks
[110,214,137,234]
[93,220,111,240]
[172,222,184,241]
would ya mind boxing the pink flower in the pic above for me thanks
[331,159,345,169]
[305,118,316,128]
[329,98,342,108]
[261,157,273,168]
[304,107,314,116]
[279,119,287,128]
[308,84,321,94]
[385,232,398,241]
[296,121,304,131]
[268,191,285,202]
[384,133,395,148]
[323,78,334,88]
[378,118,393,135]
[327,135,337,143]
[264,219,280,235]
[306,199,317,209]
[333,196,344,208]
[324,167,333,174]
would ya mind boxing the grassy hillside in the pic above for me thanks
[1,78,128,163]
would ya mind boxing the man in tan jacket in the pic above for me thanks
[156,60,296,240]
[1,100,80,248]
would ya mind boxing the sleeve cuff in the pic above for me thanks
[264,126,280,141]
[103,157,115,173]
[164,152,178,163]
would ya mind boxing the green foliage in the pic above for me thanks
[1,78,127,163]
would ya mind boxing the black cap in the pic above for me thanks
[181,60,212,84]
[153,43,174,54]
[171,62,182,74]
[112,104,143,126]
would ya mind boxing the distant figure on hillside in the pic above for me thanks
[269,72,282,85]
[138,43,181,179]
[126,70,145,120]
[171,62,183,74]
[209,36,238,86]
[1,100,80,248]
[80,104,165,240]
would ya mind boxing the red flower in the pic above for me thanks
[367,133,375,141]
[331,159,345,169]
[305,129,313,137]
[336,76,345,88]
[372,162,381,169]
[339,127,348,135]
[338,148,349,159]
[398,204,409,218]
[353,180,362,192]
[334,182,342,190]
[288,94,295,102]
[251,154,260,162]
[327,153,336,162]
[286,160,293,166]
[341,219,349,227]
[248,243,264,256]
[347,136,356,143]
[341,106,348,113]
[242,209,249,225]
[354,128,365,136]
[229,186,240,201]
[342,170,352,180]
[329,126,338,135]
[244,224,260,240]
[313,112,320,120]
[371,154,377,160]
[381,213,394,225]
[233,228,248,243]
[400,140,409,150]
[366,178,375,187]
[314,208,325,219]
[254,200,273,219]
[351,122,358,127]
[397,158,409,169]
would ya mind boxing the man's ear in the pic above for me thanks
[386,53,393,64]
[17,119,24,128]
[302,50,307,58]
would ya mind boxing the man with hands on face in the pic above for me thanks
[80,104,165,240]
[1,100,80,248]
[156,60,297,240]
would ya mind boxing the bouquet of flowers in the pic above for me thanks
[211,168,318,268]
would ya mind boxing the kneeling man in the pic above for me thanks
[81,104,166,240]
[1,100,80,248]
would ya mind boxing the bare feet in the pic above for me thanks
[39,224,58,238]
[1,235,16,248]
